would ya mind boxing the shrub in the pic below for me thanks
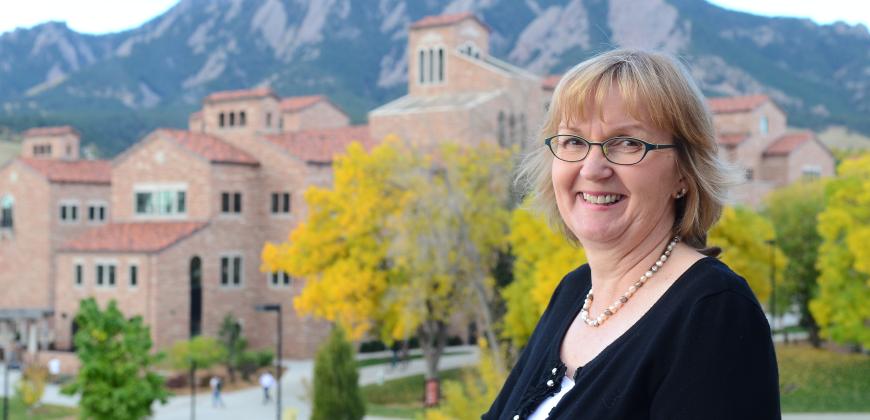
[312,326,365,420]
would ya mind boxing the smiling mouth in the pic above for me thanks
[581,192,625,205]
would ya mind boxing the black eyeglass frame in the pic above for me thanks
[544,134,679,165]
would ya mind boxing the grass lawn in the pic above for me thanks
[777,344,870,412]
[362,367,467,418]
[361,344,870,417]
[356,351,468,369]
[0,398,77,420]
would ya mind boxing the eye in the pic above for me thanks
[607,137,644,153]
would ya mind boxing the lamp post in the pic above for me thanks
[765,239,777,336]
[255,304,282,420]
[3,352,8,420]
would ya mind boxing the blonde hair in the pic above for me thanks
[516,48,736,251]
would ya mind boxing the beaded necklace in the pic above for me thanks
[579,236,680,327]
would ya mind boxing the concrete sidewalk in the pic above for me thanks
[2,346,478,420]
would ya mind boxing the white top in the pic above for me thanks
[528,375,575,420]
[259,372,275,388]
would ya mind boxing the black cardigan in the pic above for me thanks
[483,257,781,420]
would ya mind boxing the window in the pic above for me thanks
[219,112,225,127]
[418,47,445,85]
[59,202,79,223]
[266,112,272,128]
[458,41,480,58]
[74,263,83,286]
[221,192,242,214]
[269,271,292,287]
[66,144,72,157]
[239,111,247,127]
[419,50,426,83]
[802,165,822,180]
[87,203,107,222]
[134,185,187,217]
[759,116,769,135]
[129,265,138,288]
[497,111,506,146]
[33,144,53,156]
[0,195,13,229]
[229,112,236,127]
[95,263,116,287]
[220,255,243,287]
[271,192,291,214]
[745,168,754,181]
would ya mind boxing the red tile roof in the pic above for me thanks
[717,133,749,146]
[156,129,259,166]
[542,74,562,91]
[410,12,490,32]
[19,158,111,184]
[707,94,770,114]
[280,95,326,112]
[23,125,79,138]
[764,131,814,157]
[205,87,276,103]
[263,125,373,163]
[62,222,208,253]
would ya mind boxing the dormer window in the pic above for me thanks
[418,46,445,85]
[458,41,480,59]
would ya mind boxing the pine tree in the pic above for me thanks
[61,298,169,420]
[311,325,365,420]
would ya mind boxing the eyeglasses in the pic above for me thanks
[545,135,678,165]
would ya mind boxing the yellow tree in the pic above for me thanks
[502,207,586,348]
[262,138,513,390]
[708,206,787,306]
[811,153,870,347]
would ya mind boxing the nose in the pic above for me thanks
[579,143,613,181]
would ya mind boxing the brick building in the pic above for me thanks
[708,94,836,206]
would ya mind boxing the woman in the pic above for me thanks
[484,49,780,419]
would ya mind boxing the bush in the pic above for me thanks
[255,350,274,368]
[312,326,365,420]
[359,340,387,353]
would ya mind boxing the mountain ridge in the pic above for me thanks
[0,0,867,156]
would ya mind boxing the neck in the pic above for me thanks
[581,223,675,304]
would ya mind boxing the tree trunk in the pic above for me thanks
[470,273,505,374]
[418,319,447,406]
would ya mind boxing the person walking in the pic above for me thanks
[209,375,225,408]
[259,371,275,404]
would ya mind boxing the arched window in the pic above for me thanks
[419,50,426,84]
[219,112,225,127]
[428,49,435,84]
[1,195,13,229]
[497,112,506,146]
[239,111,247,127]
[438,48,445,82]
[229,112,236,127]
[509,113,517,145]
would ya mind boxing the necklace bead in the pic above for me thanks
[579,236,680,328]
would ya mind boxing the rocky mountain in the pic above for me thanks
[0,0,868,155]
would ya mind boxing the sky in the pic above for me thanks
[0,0,867,36]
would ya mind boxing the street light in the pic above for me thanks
[255,304,282,420]
[765,239,777,337]
[3,353,8,420]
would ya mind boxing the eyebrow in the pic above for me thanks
[558,121,647,135]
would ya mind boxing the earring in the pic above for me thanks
[675,188,686,199]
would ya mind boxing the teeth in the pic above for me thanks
[582,193,622,204]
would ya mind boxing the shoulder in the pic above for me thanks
[678,257,763,312]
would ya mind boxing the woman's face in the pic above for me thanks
[552,86,683,247]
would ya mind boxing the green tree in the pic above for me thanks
[167,336,226,372]
[311,325,365,420]
[61,298,168,420]
[217,313,248,382]
[811,153,870,348]
[765,180,826,346]
[708,206,787,305]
